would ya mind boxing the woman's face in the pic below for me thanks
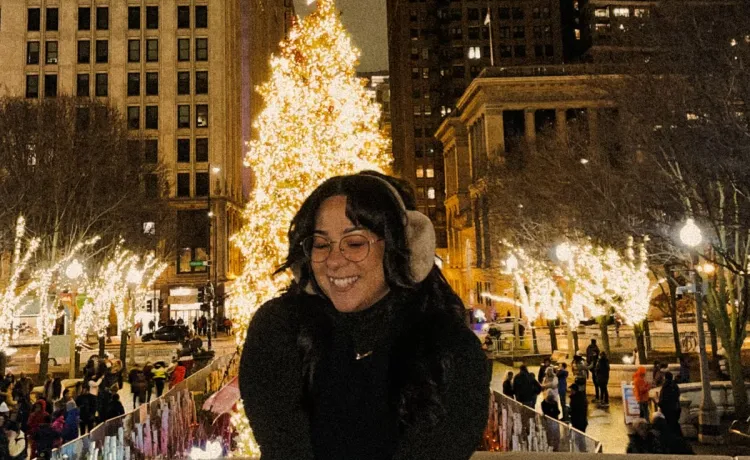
[311,195,389,313]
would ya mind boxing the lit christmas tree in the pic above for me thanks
[227,1,390,454]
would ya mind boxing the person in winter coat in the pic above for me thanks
[568,383,588,433]
[679,355,690,384]
[33,415,60,459]
[27,400,49,459]
[538,357,551,383]
[239,172,490,460]
[170,361,187,387]
[657,372,682,435]
[541,366,559,402]
[541,389,561,451]
[502,371,514,398]
[595,352,610,406]
[15,395,31,433]
[633,366,651,419]
[143,362,154,402]
[557,363,570,421]
[151,362,168,397]
[62,400,80,442]
[513,365,540,408]
[106,394,125,420]
[75,386,97,434]
[97,386,113,423]
[50,408,65,437]
[626,418,657,454]
[129,367,148,407]
[571,353,590,392]
[586,339,600,401]
[541,389,560,420]
[650,411,693,454]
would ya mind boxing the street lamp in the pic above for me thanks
[505,255,520,349]
[206,165,221,350]
[679,219,720,443]
[555,243,572,263]
[66,260,84,379]
[124,268,143,369]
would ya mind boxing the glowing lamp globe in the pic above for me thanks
[66,259,84,280]
[680,218,702,247]
[555,243,573,263]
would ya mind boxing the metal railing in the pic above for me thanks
[483,391,602,453]
[52,352,239,460]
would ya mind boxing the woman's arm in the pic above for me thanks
[239,298,315,460]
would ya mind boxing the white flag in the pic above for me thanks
[484,10,491,25]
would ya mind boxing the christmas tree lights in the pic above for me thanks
[226,0,391,455]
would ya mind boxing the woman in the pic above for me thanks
[595,351,610,407]
[541,367,559,402]
[151,362,167,397]
[540,389,561,451]
[240,172,490,460]
[502,371,515,398]
[633,366,651,419]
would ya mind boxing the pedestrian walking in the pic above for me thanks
[502,371,514,398]
[75,386,97,434]
[595,351,610,406]
[151,362,167,397]
[557,363,569,421]
[586,339,600,402]
[657,372,681,435]
[239,172,490,460]
[129,367,147,407]
[143,361,154,402]
[541,389,561,451]
[513,365,540,408]
[633,366,651,420]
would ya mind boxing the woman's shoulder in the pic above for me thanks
[251,291,321,326]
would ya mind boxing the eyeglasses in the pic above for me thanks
[301,234,383,263]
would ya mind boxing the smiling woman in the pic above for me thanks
[239,171,490,460]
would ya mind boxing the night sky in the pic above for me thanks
[293,0,388,72]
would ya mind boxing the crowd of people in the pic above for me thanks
[0,355,190,459]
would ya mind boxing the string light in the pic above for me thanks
[225,0,391,455]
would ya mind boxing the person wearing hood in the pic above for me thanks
[106,394,125,420]
[633,366,651,419]
[27,400,49,459]
[502,371,514,398]
[33,414,61,459]
[513,365,541,408]
[595,352,610,407]
[170,360,187,387]
[62,400,80,442]
[657,372,681,435]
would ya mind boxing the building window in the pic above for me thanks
[28,8,40,31]
[532,7,541,19]
[95,73,108,97]
[46,8,58,31]
[513,26,525,39]
[498,7,510,19]
[422,67,429,79]
[196,104,208,127]
[468,27,480,40]
[178,105,190,128]
[145,106,158,129]
[195,6,208,28]
[416,168,424,178]
[44,74,57,98]
[178,39,190,61]
[195,138,208,162]
[612,7,630,17]
[96,7,108,30]
[501,45,512,58]
[95,40,108,63]
[127,73,140,96]
[468,46,481,59]
[195,38,208,61]
[515,45,526,57]
[78,7,91,30]
[195,172,209,196]
[146,6,159,29]
[512,7,524,20]
[27,41,40,65]
[128,40,140,63]
[499,26,510,39]
[427,187,436,199]
[177,173,190,197]
[128,7,140,29]
[195,71,208,94]
[76,74,89,97]
[26,75,39,98]
[45,42,58,65]
[146,39,158,62]
[426,167,435,178]
[177,139,190,162]
[146,72,159,96]
[177,247,207,274]
[411,67,419,79]
[77,41,90,64]
[127,106,140,130]
[634,8,648,17]
[177,72,190,95]
[144,174,159,198]
[177,6,190,28]
[410,28,419,40]
[144,139,158,163]
[545,44,554,56]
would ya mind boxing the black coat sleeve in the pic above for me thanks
[239,298,315,460]
[394,327,490,460]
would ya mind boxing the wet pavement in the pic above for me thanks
[490,361,630,453]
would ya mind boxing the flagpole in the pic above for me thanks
[485,4,495,66]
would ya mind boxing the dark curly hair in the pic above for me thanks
[277,171,468,429]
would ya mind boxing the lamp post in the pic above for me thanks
[65,259,84,379]
[506,254,520,349]
[206,165,221,350]
[679,218,721,443]
[555,243,577,354]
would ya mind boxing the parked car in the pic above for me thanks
[142,325,188,343]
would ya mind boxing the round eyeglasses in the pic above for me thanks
[301,234,383,263]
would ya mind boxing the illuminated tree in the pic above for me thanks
[227,0,391,454]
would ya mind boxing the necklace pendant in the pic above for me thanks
[355,350,373,360]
